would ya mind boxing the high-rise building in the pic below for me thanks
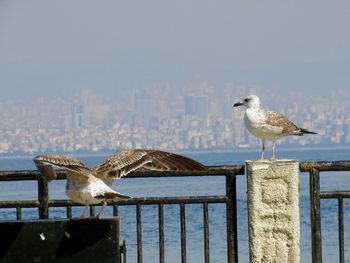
[184,95,209,118]
[72,104,84,129]
[133,92,154,126]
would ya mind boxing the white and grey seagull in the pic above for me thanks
[233,95,317,160]
[33,149,207,218]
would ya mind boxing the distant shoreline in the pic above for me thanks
[0,145,349,160]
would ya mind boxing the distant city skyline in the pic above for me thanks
[0,83,348,155]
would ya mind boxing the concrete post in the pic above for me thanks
[246,160,300,263]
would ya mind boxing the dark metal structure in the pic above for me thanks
[0,218,121,263]
[1,160,350,263]
[0,165,244,263]
[300,160,350,263]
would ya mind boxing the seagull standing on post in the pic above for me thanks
[233,95,317,160]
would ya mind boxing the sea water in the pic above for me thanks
[0,148,349,263]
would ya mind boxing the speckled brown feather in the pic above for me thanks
[264,111,301,135]
[94,149,152,179]
[142,150,207,171]
[94,149,207,180]
[33,155,93,181]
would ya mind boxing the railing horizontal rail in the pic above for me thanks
[0,196,227,209]
[3,160,350,180]
[51,196,228,206]
[0,171,42,181]
[1,161,349,179]
[300,160,350,172]
[320,191,350,199]
[0,200,40,208]
[0,165,245,181]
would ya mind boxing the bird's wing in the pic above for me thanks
[33,154,93,181]
[142,150,207,171]
[264,111,299,134]
[94,149,151,180]
[94,149,207,180]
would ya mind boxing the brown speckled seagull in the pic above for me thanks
[33,149,207,218]
[234,95,317,160]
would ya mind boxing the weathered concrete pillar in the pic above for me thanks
[246,160,300,263]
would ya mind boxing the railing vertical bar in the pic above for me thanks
[113,205,119,217]
[180,203,187,263]
[116,216,121,263]
[203,202,210,263]
[310,169,322,263]
[123,240,127,263]
[338,198,344,263]
[136,204,143,263]
[16,207,22,220]
[37,177,49,219]
[66,206,72,219]
[226,172,238,263]
[158,204,165,263]
[89,205,95,217]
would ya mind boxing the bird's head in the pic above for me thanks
[233,95,260,109]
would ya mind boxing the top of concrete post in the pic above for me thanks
[246,159,298,164]
[246,159,299,170]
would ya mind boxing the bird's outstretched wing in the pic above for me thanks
[94,149,207,180]
[33,154,93,181]
[142,150,207,171]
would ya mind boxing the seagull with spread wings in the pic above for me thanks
[33,149,207,218]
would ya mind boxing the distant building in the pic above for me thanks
[72,104,84,129]
[184,95,209,118]
[133,92,154,126]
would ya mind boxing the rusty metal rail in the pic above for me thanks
[0,165,244,263]
[300,160,350,263]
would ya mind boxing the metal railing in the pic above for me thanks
[300,160,350,263]
[0,165,244,263]
[2,160,350,263]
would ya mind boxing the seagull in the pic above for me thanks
[233,95,317,160]
[33,149,207,218]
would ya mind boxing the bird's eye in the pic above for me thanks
[244,99,249,103]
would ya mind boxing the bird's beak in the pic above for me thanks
[233,102,243,107]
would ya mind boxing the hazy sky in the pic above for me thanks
[0,1,349,98]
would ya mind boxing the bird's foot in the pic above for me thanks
[270,157,276,161]
[77,204,89,219]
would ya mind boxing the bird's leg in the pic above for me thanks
[96,200,107,219]
[259,140,265,160]
[79,203,89,219]
[270,141,276,161]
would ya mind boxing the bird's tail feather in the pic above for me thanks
[300,128,317,135]
[96,191,131,200]
[111,191,131,199]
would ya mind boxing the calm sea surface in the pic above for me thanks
[0,148,349,263]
